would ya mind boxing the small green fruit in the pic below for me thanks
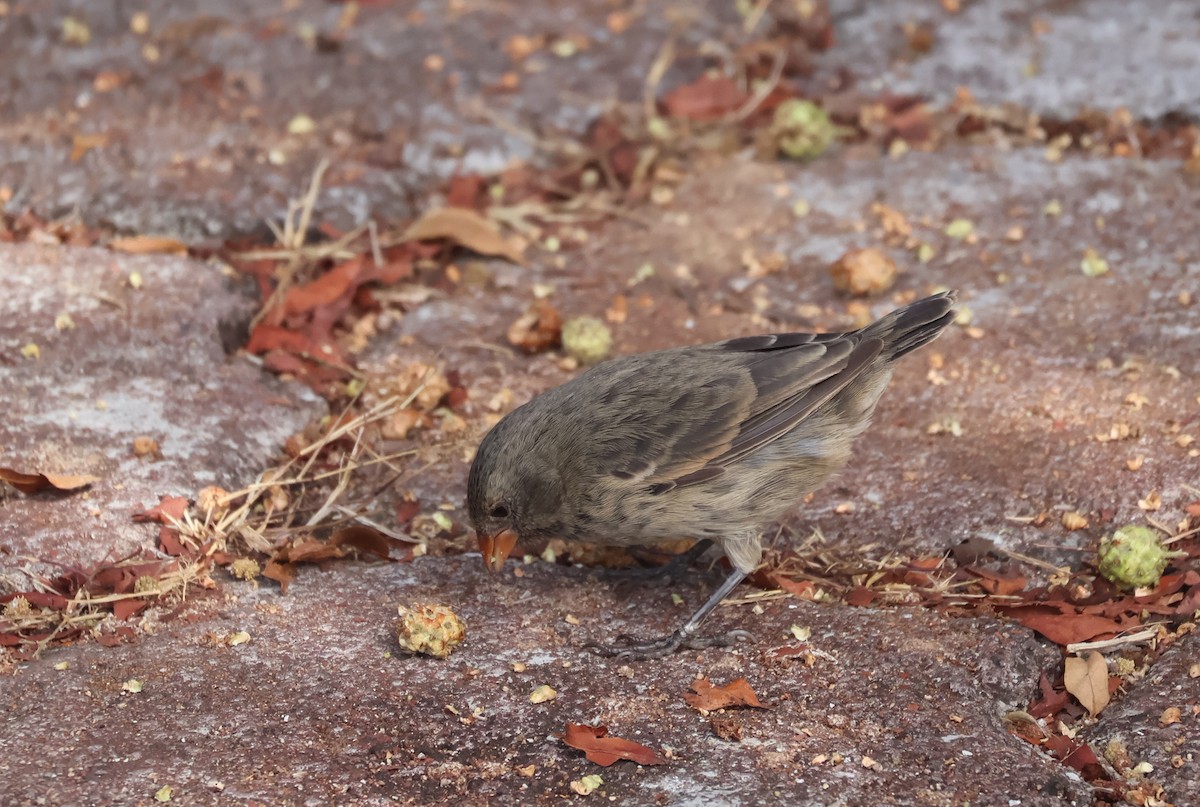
[769,100,840,160]
[562,316,613,366]
[1097,526,1183,590]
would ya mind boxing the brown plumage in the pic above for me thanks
[468,291,958,658]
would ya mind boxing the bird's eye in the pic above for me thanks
[490,504,510,519]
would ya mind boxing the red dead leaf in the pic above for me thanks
[403,207,524,264]
[662,75,747,121]
[283,256,365,316]
[159,526,186,556]
[0,467,99,494]
[279,539,347,564]
[1184,500,1200,518]
[1004,606,1124,646]
[134,496,189,524]
[846,586,876,607]
[445,174,487,210]
[560,723,666,767]
[684,677,768,711]
[1043,735,1106,781]
[113,599,150,621]
[245,324,324,355]
[1028,671,1071,719]
[263,560,297,593]
[964,565,1027,596]
[396,497,421,525]
[767,644,812,662]
[96,627,137,647]
[767,573,815,599]
[109,235,188,255]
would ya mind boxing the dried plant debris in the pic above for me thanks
[560,724,666,767]
[394,603,466,659]
[0,467,99,494]
[684,677,769,712]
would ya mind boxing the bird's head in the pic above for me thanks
[466,413,565,572]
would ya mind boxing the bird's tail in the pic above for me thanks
[860,290,958,361]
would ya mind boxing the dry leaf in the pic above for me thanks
[403,207,524,264]
[109,235,188,255]
[684,677,768,712]
[1064,651,1110,715]
[0,467,100,494]
[529,684,557,704]
[560,723,666,767]
[70,132,109,162]
[1043,735,1105,780]
[830,247,898,297]
[263,559,297,593]
[1160,706,1182,726]
[1004,606,1123,646]
[1062,511,1089,531]
[662,75,747,121]
[330,525,394,561]
[507,299,563,353]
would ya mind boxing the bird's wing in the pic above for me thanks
[588,329,883,492]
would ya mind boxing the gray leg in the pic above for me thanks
[587,568,752,661]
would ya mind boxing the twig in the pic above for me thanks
[741,0,774,33]
[723,44,786,125]
[1067,627,1160,654]
[642,36,676,124]
[368,219,384,269]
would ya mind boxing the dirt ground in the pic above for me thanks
[2,2,1198,805]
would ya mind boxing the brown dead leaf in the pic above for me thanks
[263,559,298,594]
[560,723,666,767]
[70,132,109,162]
[278,539,346,565]
[1064,651,1110,715]
[964,566,1027,596]
[282,257,366,316]
[662,75,747,121]
[0,468,100,494]
[403,207,524,265]
[109,235,188,255]
[684,676,768,712]
[113,599,150,621]
[507,299,562,353]
[1004,606,1124,646]
[330,526,394,561]
[1160,706,1182,726]
[845,586,876,607]
[1043,735,1106,781]
[830,248,898,297]
[133,496,189,524]
[1028,671,1071,719]
[710,717,743,742]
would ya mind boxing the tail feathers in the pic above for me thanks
[861,290,958,361]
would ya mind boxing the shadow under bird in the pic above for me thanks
[468,291,958,659]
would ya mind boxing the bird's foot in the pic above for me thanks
[585,628,753,661]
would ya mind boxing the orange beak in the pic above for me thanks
[477,528,518,572]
